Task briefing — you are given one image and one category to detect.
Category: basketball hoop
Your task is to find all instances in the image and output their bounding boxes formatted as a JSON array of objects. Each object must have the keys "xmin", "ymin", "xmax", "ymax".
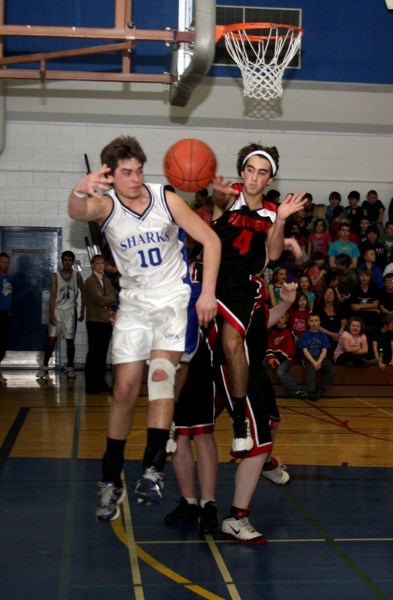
[{"xmin": 216, "ymin": 22, "xmax": 304, "ymax": 101}]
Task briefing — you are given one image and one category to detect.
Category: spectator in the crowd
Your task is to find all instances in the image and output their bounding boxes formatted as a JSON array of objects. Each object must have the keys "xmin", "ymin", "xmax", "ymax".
[
  {"xmin": 84, "ymin": 254, "xmax": 117, "ymax": 395},
  {"xmin": 326, "ymin": 191, "xmax": 342, "ymax": 224},
  {"xmin": 307, "ymin": 218, "xmax": 331, "ymax": 257},
  {"xmin": 334, "ymin": 253, "xmax": 357, "ymax": 301},
  {"xmin": 388, "ymin": 198, "xmax": 393, "ymax": 223},
  {"xmin": 379, "ymin": 272, "xmax": 393, "ymax": 315},
  {"xmin": 298, "ymin": 273, "xmax": 316, "ymax": 311},
  {"xmin": 306, "ymin": 251, "xmax": 327, "ymax": 302},
  {"xmin": 369, "ymin": 314, "xmax": 393, "ymax": 368},
  {"xmin": 0, "ymin": 252, "xmax": 12, "ymax": 384},
  {"xmin": 266, "ymin": 188, "xmax": 281, "ymax": 205},
  {"xmin": 311, "ymin": 204, "xmax": 328, "ymax": 229},
  {"xmin": 356, "ymin": 248, "xmax": 384, "ymax": 289},
  {"xmin": 333, "ymin": 316, "xmax": 369, "ymax": 366},
  {"xmin": 288, "ymin": 292, "xmax": 310, "ymax": 341},
  {"xmin": 302, "ymin": 193, "xmax": 315, "ymax": 230},
  {"xmin": 265, "ymin": 312, "xmax": 306, "ymax": 398},
  {"xmin": 359, "ymin": 224, "xmax": 388, "ymax": 270},
  {"xmin": 298, "ymin": 313, "xmax": 335, "ymax": 401},
  {"xmin": 344, "ymin": 190, "xmax": 364, "ymax": 235},
  {"xmin": 328, "ymin": 222, "xmax": 360, "ymax": 271},
  {"xmin": 349, "ymin": 266, "xmax": 380, "ymax": 329},
  {"xmin": 358, "ymin": 216, "xmax": 371, "ymax": 245},
  {"xmin": 267, "ymin": 266, "xmax": 288, "ymax": 307},
  {"xmin": 329, "ymin": 206, "xmax": 346, "ymax": 241},
  {"xmin": 361, "ymin": 189, "xmax": 385, "ymax": 234},
  {"xmin": 314, "ymin": 286, "xmax": 347, "ymax": 358},
  {"xmin": 190, "ymin": 187, "xmax": 209, "ymax": 211},
  {"xmin": 380, "ymin": 220, "xmax": 393, "ymax": 265}
]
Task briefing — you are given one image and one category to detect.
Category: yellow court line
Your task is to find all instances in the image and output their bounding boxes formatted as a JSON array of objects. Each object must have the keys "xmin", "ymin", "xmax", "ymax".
[
  {"xmin": 205, "ymin": 535, "xmax": 242, "ymax": 600},
  {"xmin": 116, "ymin": 475, "xmax": 144, "ymax": 600},
  {"xmin": 111, "ymin": 480, "xmax": 227, "ymax": 600}
]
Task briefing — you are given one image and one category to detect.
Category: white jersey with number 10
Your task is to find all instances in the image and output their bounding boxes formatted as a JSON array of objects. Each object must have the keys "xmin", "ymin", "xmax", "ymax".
[{"xmin": 101, "ymin": 184, "xmax": 190, "ymax": 291}]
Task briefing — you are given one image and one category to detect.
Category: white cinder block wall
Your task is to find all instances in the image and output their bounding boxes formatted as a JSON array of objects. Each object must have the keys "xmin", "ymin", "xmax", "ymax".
[{"xmin": 1, "ymin": 79, "xmax": 393, "ymax": 364}]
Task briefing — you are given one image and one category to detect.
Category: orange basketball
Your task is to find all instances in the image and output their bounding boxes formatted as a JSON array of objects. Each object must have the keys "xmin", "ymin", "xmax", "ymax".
[{"xmin": 163, "ymin": 138, "xmax": 217, "ymax": 193}]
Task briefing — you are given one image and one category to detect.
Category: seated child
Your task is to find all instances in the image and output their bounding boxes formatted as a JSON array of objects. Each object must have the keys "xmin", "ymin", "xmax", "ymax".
[
  {"xmin": 333, "ymin": 316, "xmax": 369, "ymax": 366},
  {"xmin": 349, "ymin": 267, "xmax": 380, "ymax": 329},
  {"xmin": 266, "ymin": 313, "xmax": 306, "ymax": 399},
  {"xmin": 344, "ymin": 190, "xmax": 363, "ymax": 235},
  {"xmin": 334, "ymin": 253, "xmax": 357, "ymax": 301},
  {"xmin": 298, "ymin": 314, "xmax": 335, "ymax": 401},
  {"xmin": 369, "ymin": 314, "xmax": 393, "ymax": 369},
  {"xmin": 298, "ymin": 274, "xmax": 316, "ymax": 311},
  {"xmin": 356, "ymin": 247, "xmax": 384, "ymax": 289},
  {"xmin": 306, "ymin": 251, "xmax": 327, "ymax": 302},
  {"xmin": 359, "ymin": 225, "xmax": 388, "ymax": 269},
  {"xmin": 379, "ymin": 220, "xmax": 393, "ymax": 265},
  {"xmin": 380, "ymin": 272, "xmax": 393, "ymax": 315},
  {"xmin": 288, "ymin": 293, "xmax": 310, "ymax": 341}
]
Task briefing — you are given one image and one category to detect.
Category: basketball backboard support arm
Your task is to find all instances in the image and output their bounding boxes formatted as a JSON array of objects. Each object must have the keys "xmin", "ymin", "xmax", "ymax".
[
  {"xmin": 0, "ymin": 0, "xmax": 215, "ymax": 106},
  {"xmin": 169, "ymin": 0, "xmax": 216, "ymax": 107}
]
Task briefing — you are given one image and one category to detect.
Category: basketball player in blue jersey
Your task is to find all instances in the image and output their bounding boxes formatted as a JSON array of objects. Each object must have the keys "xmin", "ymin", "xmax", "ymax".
[{"xmin": 68, "ymin": 136, "xmax": 221, "ymax": 520}]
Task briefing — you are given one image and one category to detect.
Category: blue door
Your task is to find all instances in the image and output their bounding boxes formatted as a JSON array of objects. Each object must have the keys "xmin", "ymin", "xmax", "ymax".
[{"xmin": 0, "ymin": 226, "xmax": 61, "ymax": 367}]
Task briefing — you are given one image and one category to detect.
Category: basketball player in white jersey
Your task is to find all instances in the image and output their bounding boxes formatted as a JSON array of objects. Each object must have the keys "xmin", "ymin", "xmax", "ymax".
[
  {"xmin": 36, "ymin": 250, "xmax": 84, "ymax": 380},
  {"xmin": 68, "ymin": 136, "xmax": 221, "ymax": 521}
]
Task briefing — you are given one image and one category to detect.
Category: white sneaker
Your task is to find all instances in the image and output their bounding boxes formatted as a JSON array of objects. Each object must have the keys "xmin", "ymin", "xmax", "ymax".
[
  {"xmin": 66, "ymin": 367, "xmax": 76, "ymax": 379},
  {"xmin": 231, "ymin": 417, "xmax": 253, "ymax": 453},
  {"xmin": 222, "ymin": 516, "xmax": 267, "ymax": 544},
  {"xmin": 262, "ymin": 458, "xmax": 290, "ymax": 485},
  {"xmin": 135, "ymin": 467, "xmax": 164, "ymax": 505},
  {"xmin": 36, "ymin": 366, "xmax": 49, "ymax": 380},
  {"xmin": 0, "ymin": 371, "xmax": 7, "ymax": 383}
]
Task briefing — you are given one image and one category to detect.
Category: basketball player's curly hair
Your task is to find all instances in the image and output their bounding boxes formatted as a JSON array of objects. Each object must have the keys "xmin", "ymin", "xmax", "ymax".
[
  {"xmin": 100, "ymin": 136, "xmax": 147, "ymax": 175},
  {"xmin": 236, "ymin": 143, "xmax": 280, "ymax": 177}
]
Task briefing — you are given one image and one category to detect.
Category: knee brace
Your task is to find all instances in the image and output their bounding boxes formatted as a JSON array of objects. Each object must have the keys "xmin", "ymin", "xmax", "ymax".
[{"xmin": 147, "ymin": 358, "xmax": 176, "ymax": 401}]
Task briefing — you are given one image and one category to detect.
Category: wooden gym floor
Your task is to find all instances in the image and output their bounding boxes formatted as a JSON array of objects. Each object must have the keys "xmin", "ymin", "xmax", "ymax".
[{"xmin": 1, "ymin": 368, "xmax": 393, "ymax": 600}]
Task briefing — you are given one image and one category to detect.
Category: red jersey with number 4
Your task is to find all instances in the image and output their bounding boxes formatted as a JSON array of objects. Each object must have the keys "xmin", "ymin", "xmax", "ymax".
[{"xmin": 213, "ymin": 184, "xmax": 278, "ymax": 282}]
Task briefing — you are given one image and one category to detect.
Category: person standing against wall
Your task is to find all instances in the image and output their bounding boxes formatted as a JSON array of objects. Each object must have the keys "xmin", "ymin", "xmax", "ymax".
[
  {"xmin": 84, "ymin": 254, "xmax": 117, "ymax": 395},
  {"xmin": 0, "ymin": 252, "xmax": 12, "ymax": 384}
]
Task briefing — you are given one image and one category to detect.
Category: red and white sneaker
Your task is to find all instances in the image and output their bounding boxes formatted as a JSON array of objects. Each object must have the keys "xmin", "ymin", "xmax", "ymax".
[
  {"xmin": 222, "ymin": 515, "xmax": 267, "ymax": 545},
  {"xmin": 262, "ymin": 457, "xmax": 290, "ymax": 485}
]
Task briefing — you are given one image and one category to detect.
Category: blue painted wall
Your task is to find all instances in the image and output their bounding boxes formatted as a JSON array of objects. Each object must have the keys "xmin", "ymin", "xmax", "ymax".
[{"xmin": 4, "ymin": 0, "xmax": 393, "ymax": 84}]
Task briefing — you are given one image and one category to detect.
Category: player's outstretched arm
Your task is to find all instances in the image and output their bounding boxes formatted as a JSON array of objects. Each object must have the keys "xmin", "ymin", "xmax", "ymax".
[
  {"xmin": 68, "ymin": 164, "xmax": 114, "ymax": 223},
  {"xmin": 267, "ymin": 282, "xmax": 298, "ymax": 328},
  {"xmin": 168, "ymin": 192, "xmax": 221, "ymax": 328},
  {"xmin": 266, "ymin": 191, "xmax": 307, "ymax": 261}
]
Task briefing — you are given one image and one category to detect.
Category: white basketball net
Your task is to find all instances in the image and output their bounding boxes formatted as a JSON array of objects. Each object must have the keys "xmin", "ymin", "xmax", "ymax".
[{"xmin": 223, "ymin": 24, "xmax": 304, "ymax": 101}]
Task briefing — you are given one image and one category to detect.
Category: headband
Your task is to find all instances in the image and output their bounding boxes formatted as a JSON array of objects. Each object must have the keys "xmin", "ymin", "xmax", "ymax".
[{"xmin": 242, "ymin": 150, "xmax": 277, "ymax": 176}]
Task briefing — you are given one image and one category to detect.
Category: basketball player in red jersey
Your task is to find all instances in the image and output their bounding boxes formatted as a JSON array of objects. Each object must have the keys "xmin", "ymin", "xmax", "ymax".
[
  {"xmin": 212, "ymin": 144, "xmax": 305, "ymax": 449},
  {"xmin": 166, "ymin": 143, "xmax": 306, "ymax": 543}
]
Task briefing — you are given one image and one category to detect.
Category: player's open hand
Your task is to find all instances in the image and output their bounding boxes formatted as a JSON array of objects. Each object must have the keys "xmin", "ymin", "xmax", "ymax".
[
  {"xmin": 277, "ymin": 190, "xmax": 307, "ymax": 220},
  {"xmin": 73, "ymin": 164, "xmax": 114, "ymax": 199}
]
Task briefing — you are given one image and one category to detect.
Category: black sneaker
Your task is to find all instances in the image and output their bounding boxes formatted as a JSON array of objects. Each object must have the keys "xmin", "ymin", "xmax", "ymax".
[
  {"xmin": 164, "ymin": 497, "xmax": 200, "ymax": 525},
  {"xmin": 199, "ymin": 501, "xmax": 220, "ymax": 534}
]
